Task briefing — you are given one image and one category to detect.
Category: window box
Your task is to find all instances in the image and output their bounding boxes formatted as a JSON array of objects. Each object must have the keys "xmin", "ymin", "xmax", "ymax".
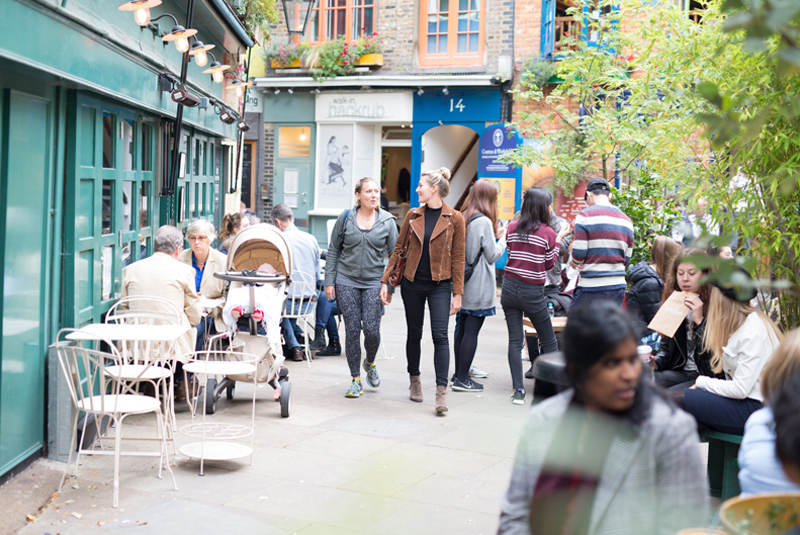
[
  {"xmin": 271, "ymin": 58, "xmax": 303, "ymax": 69},
  {"xmin": 356, "ymin": 53, "xmax": 383, "ymax": 67}
]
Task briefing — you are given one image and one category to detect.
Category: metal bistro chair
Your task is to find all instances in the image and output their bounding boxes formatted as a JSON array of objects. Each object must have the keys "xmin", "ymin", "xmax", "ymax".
[
  {"xmin": 56, "ymin": 329, "xmax": 177, "ymax": 508},
  {"xmin": 283, "ymin": 270, "xmax": 318, "ymax": 366}
]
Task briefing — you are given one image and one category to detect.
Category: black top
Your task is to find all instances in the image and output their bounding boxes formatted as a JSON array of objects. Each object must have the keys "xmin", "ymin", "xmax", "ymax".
[
  {"xmin": 416, "ymin": 206, "xmax": 442, "ymax": 281},
  {"xmin": 626, "ymin": 261, "xmax": 664, "ymax": 338}
]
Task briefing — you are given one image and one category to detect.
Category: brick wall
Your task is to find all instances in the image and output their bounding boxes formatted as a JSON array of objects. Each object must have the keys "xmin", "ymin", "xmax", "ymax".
[{"xmin": 262, "ymin": 123, "xmax": 275, "ymax": 220}]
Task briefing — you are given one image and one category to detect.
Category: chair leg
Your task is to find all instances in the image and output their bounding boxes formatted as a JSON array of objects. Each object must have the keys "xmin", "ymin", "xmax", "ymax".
[
  {"xmin": 155, "ymin": 409, "xmax": 178, "ymax": 491},
  {"xmin": 304, "ymin": 319, "xmax": 312, "ymax": 367},
  {"xmin": 59, "ymin": 410, "xmax": 82, "ymax": 492},
  {"xmin": 112, "ymin": 415, "xmax": 122, "ymax": 508}
]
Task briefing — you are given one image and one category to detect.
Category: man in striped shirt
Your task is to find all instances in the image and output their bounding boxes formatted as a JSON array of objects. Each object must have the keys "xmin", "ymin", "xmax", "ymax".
[{"xmin": 568, "ymin": 177, "xmax": 634, "ymax": 309}]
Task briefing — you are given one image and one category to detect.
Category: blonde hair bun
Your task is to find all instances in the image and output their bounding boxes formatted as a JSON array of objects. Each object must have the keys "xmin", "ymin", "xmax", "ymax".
[{"xmin": 438, "ymin": 167, "xmax": 451, "ymax": 180}]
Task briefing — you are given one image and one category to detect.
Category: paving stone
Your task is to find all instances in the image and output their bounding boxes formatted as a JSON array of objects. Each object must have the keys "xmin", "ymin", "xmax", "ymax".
[{"xmin": 362, "ymin": 501, "xmax": 499, "ymax": 535}]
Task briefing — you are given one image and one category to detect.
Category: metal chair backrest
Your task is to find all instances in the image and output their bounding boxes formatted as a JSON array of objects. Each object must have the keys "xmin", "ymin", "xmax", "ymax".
[
  {"xmin": 284, "ymin": 270, "xmax": 317, "ymax": 318},
  {"xmin": 56, "ymin": 329, "xmax": 122, "ymax": 414},
  {"xmin": 105, "ymin": 296, "xmax": 182, "ymax": 365}
]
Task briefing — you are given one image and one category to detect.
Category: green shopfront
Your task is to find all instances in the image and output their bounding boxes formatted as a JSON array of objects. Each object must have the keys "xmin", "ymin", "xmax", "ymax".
[{"xmin": 0, "ymin": 0, "xmax": 250, "ymax": 478}]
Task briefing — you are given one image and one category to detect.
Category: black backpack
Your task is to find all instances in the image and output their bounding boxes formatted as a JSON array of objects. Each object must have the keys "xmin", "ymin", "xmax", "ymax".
[{"xmin": 463, "ymin": 213, "xmax": 485, "ymax": 283}]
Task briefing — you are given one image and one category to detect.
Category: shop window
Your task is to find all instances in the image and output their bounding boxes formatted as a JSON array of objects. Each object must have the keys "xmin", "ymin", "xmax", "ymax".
[
  {"xmin": 102, "ymin": 113, "xmax": 115, "ymax": 168},
  {"xmin": 122, "ymin": 119, "xmax": 134, "ymax": 171},
  {"xmin": 194, "ymin": 139, "xmax": 201, "ymax": 175},
  {"xmin": 141, "ymin": 123, "xmax": 152, "ymax": 172},
  {"xmin": 102, "ymin": 180, "xmax": 113, "ymax": 235},
  {"xmin": 81, "ymin": 106, "xmax": 96, "ymax": 167},
  {"xmin": 122, "ymin": 180, "xmax": 134, "ymax": 232},
  {"xmin": 301, "ymin": 0, "xmax": 374, "ymax": 43},
  {"xmin": 140, "ymin": 182, "xmax": 150, "ymax": 227},
  {"xmin": 278, "ymin": 126, "xmax": 311, "ymax": 158},
  {"xmin": 419, "ymin": 0, "xmax": 484, "ymax": 67}
]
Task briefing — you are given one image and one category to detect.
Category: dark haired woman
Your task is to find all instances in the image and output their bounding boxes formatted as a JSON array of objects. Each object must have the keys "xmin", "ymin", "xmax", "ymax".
[
  {"xmin": 218, "ymin": 212, "xmax": 249, "ymax": 254},
  {"xmin": 501, "ymin": 187, "xmax": 569, "ymax": 405},
  {"xmin": 498, "ymin": 300, "xmax": 709, "ymax": 535},
  {"xmin": 452, "ymin": 180, "xmax": 507, "ymax": 392}
]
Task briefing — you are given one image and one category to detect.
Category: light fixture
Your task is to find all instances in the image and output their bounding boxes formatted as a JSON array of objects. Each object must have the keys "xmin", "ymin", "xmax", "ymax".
[
  {"xmin": 202, "ymin": 53, "xmax": 230, "ymax": 83},
  {"xmin": 313, "ymin": 88, "xmax": 321, "ymax": 94},
  {"xmin": 238, "ymin": 120, "xmax": 250, "ymax": 132},
  {"xmin": 171, "ymin": 88, "xmax": 200, "ymax": 107},
  {"xmin": 226, "ymin": 78, "xmax": 246, "ymax": 98},
  {"xmin": 442, "ymin": 87, "xmax": 449, "ymax": 95},
  {"xmin": 118, "ymin": 0, "xmax": 162, "ymax": 27},
  {"xmin": 219, "ymin": 110, "xmax": 236, "ymax": 124},
  {"xmin": 417, "ymin": 87, "xmax": 424, "ymax": 96},
  {"xmin": 287, "ymin": 88, "xmax": 294, "ymax": 94},
  {"xmin": 189, "ymin": 40, "xmax": 214, "ymax": 67},
  {"xmin": 281, "ymin": 0, "xmax": 316, "ymax": 35},
  {"xmin": 152, "ymin": 13, "xmax": 198, "ymax": 53},
  {"xmin": 274, "ymin": 88, "xmax": 281, "ymax": 94}
]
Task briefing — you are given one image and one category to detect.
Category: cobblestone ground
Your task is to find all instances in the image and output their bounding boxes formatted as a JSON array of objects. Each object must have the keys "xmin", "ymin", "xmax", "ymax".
[{"xmin": 19, "ymin": 301, "xmax": 535, "ymax": 535}]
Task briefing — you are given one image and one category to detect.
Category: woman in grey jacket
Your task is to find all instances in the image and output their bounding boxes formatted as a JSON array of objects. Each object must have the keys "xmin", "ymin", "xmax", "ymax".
[
  {"xmin": 499, "ymin": 301, "xmax": 709, "ymax": 535},
  {"xmin": 325, "ymin": 177, "xmax": 398, "ymax": 398},
  {"xmin": 452, "ymin": 181, "xmax": 507, "ymax": 392}
]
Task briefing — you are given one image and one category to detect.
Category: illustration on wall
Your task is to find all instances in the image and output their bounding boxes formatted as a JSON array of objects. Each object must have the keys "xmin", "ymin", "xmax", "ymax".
[{"xmin": 317, "ymin": 124, "xmax": 354, "ymax": 210}]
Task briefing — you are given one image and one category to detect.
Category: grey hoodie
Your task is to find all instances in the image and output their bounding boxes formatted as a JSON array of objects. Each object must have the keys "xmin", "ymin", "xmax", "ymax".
[{"xmin": 325, "ymin": 207, "xmax": 398, "ymax": 287}]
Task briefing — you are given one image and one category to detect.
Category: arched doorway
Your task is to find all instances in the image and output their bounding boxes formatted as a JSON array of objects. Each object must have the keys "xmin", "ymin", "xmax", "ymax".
[{"xmin": 419, "ymin": 124, "xmax": 480, "ymax": 208}]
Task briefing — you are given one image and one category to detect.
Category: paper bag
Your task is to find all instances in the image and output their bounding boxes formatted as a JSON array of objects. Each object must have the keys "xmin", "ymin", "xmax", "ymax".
[{"xmin": 647, "ymin": 291, "xmax": 691, "ymax": 338}]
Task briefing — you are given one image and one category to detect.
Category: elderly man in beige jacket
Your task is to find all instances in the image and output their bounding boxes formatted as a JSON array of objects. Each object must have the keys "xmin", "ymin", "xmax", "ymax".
[{"xmin": 121, "ymin": 225, "xmax": 202, "ymax": 371}]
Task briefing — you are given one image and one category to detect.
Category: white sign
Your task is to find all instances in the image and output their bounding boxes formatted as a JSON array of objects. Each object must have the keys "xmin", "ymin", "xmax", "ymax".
[
  {"xmin": 316, "ymin": 124, "xmax": 354, "ymax": 210},
  {"xmin": 245, "ymin": 91, "xmax": 261, "ymax": 114},
  {"xmin": 315, "ymin": 92, "xmax": 413, "ymax": 123},
  {"xmin": 283, "ymin": 168, "xmax": 299, "ymax": 194},
  {"xmin": 284, "ymin": 194, "xmax": 298, "ymax": 208}
]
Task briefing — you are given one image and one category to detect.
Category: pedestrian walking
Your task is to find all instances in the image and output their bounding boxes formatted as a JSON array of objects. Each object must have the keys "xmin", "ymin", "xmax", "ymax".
[
  {"xmin": 501, "ymin": 187, "xmax": 570, "ymax": 405},
  {"xmin": 326, "ymin": 177, "xmax": 398, "ymax": 398},
  {"xmin": 675, "ymin": 266, "xmax": 782, "ymax": 435},
  {"xmin": 626, "ymin": 235, "xmax": 681, "ymax": 350},
  {"xmin": 568, "ymin": 177, "xmax": 634, "ymax": 309},
  {"xmin": 652, "ymin": 248, "xmax": 715, "ymax": 389},
  {"xmin": 452, "ymin": 180, "xmax": 507, "ymax": 393},
  {"xmin": 380, "ymin": 167, "xmax": 466, "ymax": 415},
  {"xmin": 498, "ymin": 300, "xmax": 709, "ymax": 535}
]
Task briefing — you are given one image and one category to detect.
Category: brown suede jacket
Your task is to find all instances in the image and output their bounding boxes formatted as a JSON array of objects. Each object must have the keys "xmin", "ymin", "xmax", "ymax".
[{"xmin": 381, "ymin": 203, "xmax": 466, "ymax": 294}]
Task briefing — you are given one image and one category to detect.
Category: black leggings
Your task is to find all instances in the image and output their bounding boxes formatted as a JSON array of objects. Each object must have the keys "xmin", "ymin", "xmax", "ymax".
[
  {"xmin": 335, "ymin": 284, "xmax": 383, "ymax": 378},
  {"xmin": 453, "ymin": 313, "xmax": 486, "ymax": 383},
  {"xmin": 401, "ymin": 277, "xmax": 452, "ymax": 387}
]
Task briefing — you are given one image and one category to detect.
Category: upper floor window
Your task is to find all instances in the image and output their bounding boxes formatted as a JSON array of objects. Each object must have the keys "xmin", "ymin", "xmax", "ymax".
[
  {"xmin": 541, "ymin": 0, "xmax": 615, "ymax": 59},
  {"xmin": 419, "ymin": 0, "xmax": 484, "ymax": 67},
  {"xmin": 302, "ymin": 0, "xmax": 374, "ymax": 43}
]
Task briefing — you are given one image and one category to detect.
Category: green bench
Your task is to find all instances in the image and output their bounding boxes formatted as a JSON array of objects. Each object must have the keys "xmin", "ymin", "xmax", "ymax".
[{"xmin": 700, "ymin": 429, "xmax": 742, "ymax": 501}]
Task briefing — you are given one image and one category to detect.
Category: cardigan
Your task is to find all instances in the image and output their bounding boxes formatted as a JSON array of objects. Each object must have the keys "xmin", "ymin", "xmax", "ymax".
[{"xmin": 461, "ymin": 215, "xmax": 506, "ymax": 310}]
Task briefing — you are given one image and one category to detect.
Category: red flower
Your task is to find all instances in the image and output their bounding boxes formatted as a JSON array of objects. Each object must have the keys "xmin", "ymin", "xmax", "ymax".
[
  {"xmin": 373, "ymin": 32, "xmax": 378, "ymax": 36},
  {"xmin": 343, "ymin": 60, "xmax": 349, "ymax": 65},
  {"xmin": 361, "ymin": 26, "xmax": 366, "ymax": 30},
  {"xmin": 627, "ymin": 54, "xmax": 634, "ymax": 61},
  {"xmin": 341, "ymin": 52, "xmax": 346, "ymax": 56},
  {"xmin": 592, "ymin": 84, "xmax": 599, "ymax": 87}
]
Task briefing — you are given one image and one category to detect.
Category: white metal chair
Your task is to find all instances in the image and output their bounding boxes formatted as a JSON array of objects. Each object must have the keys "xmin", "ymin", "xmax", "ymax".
[
  {"xmin": 283, "ymin": 270, "xmax": 318, "ymax": 366},
  {"xmin": 56, "ymin": 329, "xmax": 177, "ymax": 508}
]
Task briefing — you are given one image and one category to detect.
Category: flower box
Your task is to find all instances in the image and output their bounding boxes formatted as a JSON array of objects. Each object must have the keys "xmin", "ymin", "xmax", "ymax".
[
  {"xmin": 271, "ymin": 59, "xmax": 302, "ymax": 69},
  {"xmin": 357, "ymin": 54, "xmax": 384, "ymax": 67}
]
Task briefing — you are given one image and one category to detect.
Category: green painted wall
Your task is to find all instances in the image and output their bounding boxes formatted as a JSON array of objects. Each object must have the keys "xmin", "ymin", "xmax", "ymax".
[{"xmin": 264, "ymin": 93, "xmax": 315, "ymax": 123}]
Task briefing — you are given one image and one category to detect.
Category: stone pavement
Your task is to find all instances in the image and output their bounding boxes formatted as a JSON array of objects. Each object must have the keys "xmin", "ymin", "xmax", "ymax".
[{"xmin": 19, "ymin": 301, "xmax": 533, "ymax": 535}]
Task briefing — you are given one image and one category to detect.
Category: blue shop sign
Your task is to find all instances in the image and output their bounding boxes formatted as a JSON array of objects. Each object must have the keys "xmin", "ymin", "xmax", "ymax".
[
  {"xmin": 478, "ymin": 126, "xmax": 521, "ymax": 177},
  {"xmin": 413, "ymin": 87, "xmax": 502, "ymax": 123}
]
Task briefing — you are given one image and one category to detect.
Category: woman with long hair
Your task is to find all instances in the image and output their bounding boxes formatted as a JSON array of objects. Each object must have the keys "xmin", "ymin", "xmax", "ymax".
[
  {"xmin": 499, "ymin": 300, "xmax": 709, "ymax": 535},
  {"xmin": 451, "ymin": 181, "xmax": 507, "ymax": 392},
  {"xmin": 652, "ymin": 248, "xmax": 716, "ymax": 389},
  {"xmin": 679, "ymin": 267, "xmax": 783, "ymax": 435},
  {"xmin": 501, "ymin": 187, "xmax": 569, "ymax": 405},
  {"xmin": 380, "ymin": 167, "xmax": 466, "ymax": 415},
  {"xmin": 218, "ymin": 212, "xmax": 249, "ymax": 254},
  {"xmin": 626, "ymin": 235, "xmax": 682, "ymax": 349},
  {"xmin": 326, "ymin": 177, "xmax": 398, "ymax": 398}
]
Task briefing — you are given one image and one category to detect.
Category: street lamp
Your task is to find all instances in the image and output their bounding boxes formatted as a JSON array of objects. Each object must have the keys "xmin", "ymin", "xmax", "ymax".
[
  {"xmin": 282, "ymin": 0, "xmax": 316, "ymax": 35},
  {"xmin": 202, "ymin": 53, "xmax": 230, "ymax": 83},
  {"xmin": 226, "ymin": 78, "xmax": 247, "ymax": 98},
  {"xmin": 189, "ymin": 40, "xmax": 215, "ymax": 67},
  {"xmin": 118, "ymin": 0, "xmax": 162, "ymax": 27}
]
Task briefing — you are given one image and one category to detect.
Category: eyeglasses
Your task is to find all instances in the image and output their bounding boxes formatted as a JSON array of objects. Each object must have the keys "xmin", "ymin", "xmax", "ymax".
[{"xmin": 187, "ymin": 236, "xmax": 208, "ymax": 242}]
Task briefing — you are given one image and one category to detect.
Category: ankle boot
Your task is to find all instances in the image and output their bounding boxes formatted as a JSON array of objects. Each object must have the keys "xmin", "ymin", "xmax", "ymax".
[
  {"xmin": 316, "ymin": 337, "xmax": 341, "ymax": 356},
  {"xmin": 435, "ymin": 385, "xmax": 448, "ymax": 415},
  {"xmin": 310, "ymin": 327, "xmax": 326, "ymax": 350},
  {"xmin": 409, "ymin": 375, "xmax": 423, "ymax": 403}
]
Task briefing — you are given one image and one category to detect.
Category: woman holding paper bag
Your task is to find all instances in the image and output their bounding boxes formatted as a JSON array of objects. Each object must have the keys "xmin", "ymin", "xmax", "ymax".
[{"xmin": 652, "ymin": 249, "xmax": 715, "ymax": 389}]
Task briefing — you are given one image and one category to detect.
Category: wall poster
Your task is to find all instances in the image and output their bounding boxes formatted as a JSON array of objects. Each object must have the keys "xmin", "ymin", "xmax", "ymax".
[{"xmin": 316, "ymin": 124, "xmax": 354, "ymax": 210}]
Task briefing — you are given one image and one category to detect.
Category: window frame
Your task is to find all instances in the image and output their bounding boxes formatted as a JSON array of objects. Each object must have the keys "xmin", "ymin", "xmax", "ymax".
[
  {"xmin": 418, "ymin": 0, "xmax": 486, "ymax": 68},
  {"xmin": 299, "ymin": 0, "xmax": 375, "ymax": 45}
]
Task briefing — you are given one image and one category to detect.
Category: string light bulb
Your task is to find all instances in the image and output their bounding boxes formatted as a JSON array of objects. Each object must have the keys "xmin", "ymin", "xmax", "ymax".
[{"xmin": 118, "ymin": 0, "xmax": 162, "ymax": 27}]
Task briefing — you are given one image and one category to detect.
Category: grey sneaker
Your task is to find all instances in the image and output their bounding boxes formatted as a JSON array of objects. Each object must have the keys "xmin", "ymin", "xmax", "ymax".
[
  {"xmin": 345, "ymin": 379, "xmax": 363, "ymax": 398},
  {"xmin": 363, "ymin": 360, "xmax": 380, "ymax": 388},
  {"xmin": 469, "ymin": 365, "xmax": 488, "ymax": 378},
  {"xmin": 452, "ymin": 378, "xmax": 484, "ymax": 392},
  {"xmin": 511, "ymin": 389, "xmax": 526, "ymax": 405}
]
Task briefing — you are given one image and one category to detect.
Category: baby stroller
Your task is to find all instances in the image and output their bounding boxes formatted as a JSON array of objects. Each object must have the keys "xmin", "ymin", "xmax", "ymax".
[{"xmin": 205, "ymin": 224, "xmax": 293, "ymax": 417}]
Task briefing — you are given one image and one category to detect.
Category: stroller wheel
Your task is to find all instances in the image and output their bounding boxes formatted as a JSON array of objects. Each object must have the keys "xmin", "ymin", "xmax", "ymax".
[
  {"xmin": 226, "ymin": 382, "xmax": 235, "ymax": 400},
  {"xmin": 205, "ymin": 378, "xmax": 217, "ymax": 414},
  {"xmin": 279, "ymin": 367, "xmax": 289, "ymax": 381},
  {"xmin": 280, "ymin": 381, "xmax": 291, "ymax": 418}
]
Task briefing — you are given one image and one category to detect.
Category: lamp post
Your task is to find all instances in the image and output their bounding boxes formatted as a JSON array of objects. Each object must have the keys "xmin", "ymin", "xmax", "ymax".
[{"xmin": 281, "ymin": 0, "xmax": 316, "ymax": 35}]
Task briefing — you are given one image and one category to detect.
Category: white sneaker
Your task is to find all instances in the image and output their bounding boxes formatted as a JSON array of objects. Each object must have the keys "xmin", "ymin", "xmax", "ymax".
[
  {"xmin": 469, "ymin": 365, "xmax": 488, "ymax": 378},
  {"xmin": 522, "ymin": 348, "xmax": 530, "ymax": 361}
]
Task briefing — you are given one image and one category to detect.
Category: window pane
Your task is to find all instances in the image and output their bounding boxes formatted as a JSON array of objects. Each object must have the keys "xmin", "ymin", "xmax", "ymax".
[
  {"xmin": 122, "ymin": 119, "xmax": 134, "ymax": 171},
  {"xmin": 459, "ymin": 0, "xmax": 467, "ymax": 10},
  {"xmin": 102, "ymin": 113, "xmax": 115, "ymax": 169},
  {"xmin": 81, "ymin": 106, "xmax": 95, "ymax": 167},
  {"xmin": 428, "ymin": 0, "xmax": 436, "ymax": 12},
  {"xmin": 140, "ymin": 182, "xmax": 150, "ymax": 228},
  {"xmin": 470, "ymin": 0, "xmax": 479, "ymax": 10},
  {"xmin": 363, "ymin": 7, "xmax": 373, "ymax": 35},
  {"xmin": 102, "ymin": 180, "xmax": 113, "ymax": 234},
  {"xmin": 195, "ymin": 183, "xmax": 200, "ymax": 217},
  {"xmin": 428, "ymin": 35, "xmax": 437, "ymax": 53},
  {"xmin": 438, "ymin": 33, "xmax": 447, "ymax": 53},
  {"xmin": 440, "ymin": 14, "xmax": 448, "ymax": 32},
  {"xmin": 122, "ymin": 180, "xmax": 134, "ymax": 232},
  {"xmin": 278, "ymin": 126, "xmax": 311, "ymax": 158},
  {"xmin": 439, "ymin": 0, "xmax": 448, "ymax": 11},
  {"xmin": 469, "ymin": 32, "xmax": 479, "ymax": 51},
  {"xmin": 428, "ymin": 14, "xmax": 437, "ymax": 33},
  {"xmin": 457, "ymin": 33, "xmax": 467, "ymax": 52},
  {"xmin": 142, "ymin": 123, "xmax": 152, "ymax": 171},
  {"xmin": 194, "ymin": 139, "xmax": 200, "ymax": 175},
  {"xmin": 470, "ymin": 12, "xmax": 480, "ymax": 31},
  {"xmin": 458, "ymin": 13, "xmax": 467, "ymax": 31},
  {"xmin": 203, "ymin": 142, "xmax": 208, "ymax": 176}
]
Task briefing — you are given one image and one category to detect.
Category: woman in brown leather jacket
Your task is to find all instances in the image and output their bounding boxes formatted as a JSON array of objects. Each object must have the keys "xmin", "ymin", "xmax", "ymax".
[{"xmin": 381, "ymin": 167, "xmax": 466, "ymax": 415}]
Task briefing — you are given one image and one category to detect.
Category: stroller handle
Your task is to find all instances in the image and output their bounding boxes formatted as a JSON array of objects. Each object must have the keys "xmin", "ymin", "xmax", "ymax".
[{"xmin": 214, "ymin": 272, "xmax": 288, "ymax": 284}]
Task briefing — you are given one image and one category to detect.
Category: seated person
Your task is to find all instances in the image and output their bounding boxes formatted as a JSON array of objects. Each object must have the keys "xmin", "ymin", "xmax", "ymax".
[
  {"xmin": 178, "ymin": 219, "xmax": 227, "ymax": 351},
  {"xmin": 498, "ymin": 300, "xmax": 709, "ymax": 535},
  {"xmin": 772, "ymin": 372, "xmax": 800, "ymax": 535},
  {"xmin": 311, "ymin": 286, "xmax": 341, "ymax": 356},
  {"xmin": 121, "ymin": 225, "xmax": 201, "ymax": 398},
  {"xmin": 738, "ymin": 328, "xmax": 800, "ymax": 496}
]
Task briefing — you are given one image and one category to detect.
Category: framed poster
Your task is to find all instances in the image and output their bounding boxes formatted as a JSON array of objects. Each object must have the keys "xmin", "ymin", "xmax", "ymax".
[{"xmin": 316, "ymin": 124, "xmax": 354, "ymax": 211}]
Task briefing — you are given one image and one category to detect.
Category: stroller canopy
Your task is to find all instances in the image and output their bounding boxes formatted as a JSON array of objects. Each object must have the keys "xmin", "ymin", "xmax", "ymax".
[{"xmin": 226, "ymin": 224, "xmax": 292, "ymax": 277}]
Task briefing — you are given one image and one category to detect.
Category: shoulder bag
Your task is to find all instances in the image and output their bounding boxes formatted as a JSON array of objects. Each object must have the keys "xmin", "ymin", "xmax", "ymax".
[
  {"xmin": 463, "ymin": 213, "xmax": 485, "ymax": 283},
  {"xmin": 387, "ymin": 210, "xmax": 413, "ymax": 287}
]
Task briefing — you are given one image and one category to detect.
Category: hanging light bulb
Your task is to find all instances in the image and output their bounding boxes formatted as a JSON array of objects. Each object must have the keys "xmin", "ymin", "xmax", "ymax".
[
  {"xmin": 175, "ymin": 36, "xmax": 190, "ymax": 53},
  {"xmin": 161, "ymin": 24, "xmax": 197, "ymax": 54},
  {"xmin": 118, "ymin": 0, "xmax": 162, "ymax": 27},
  {"xmin": 212, "ymin": 70, "xmax": 224, "ymax": 83},
  {"xmin": 202, "ymin": 55, "xmax": 230, "ymax": 84},
  {"xmin": 227, "ymin": 79, "xmax": 246, "ymax": 98},
  {"xmin": 189, "ymin": 41, "xmax": 214, "ymax": 67}
]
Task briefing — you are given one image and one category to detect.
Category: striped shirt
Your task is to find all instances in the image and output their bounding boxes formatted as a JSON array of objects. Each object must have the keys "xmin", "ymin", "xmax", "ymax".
[
  {"xmin": 505, "ymin": 221, "xmax": 560, "ymax": 285},
  {"xmin": 569, "ymin": 204, "xmax": 634, "ymax": 290}
]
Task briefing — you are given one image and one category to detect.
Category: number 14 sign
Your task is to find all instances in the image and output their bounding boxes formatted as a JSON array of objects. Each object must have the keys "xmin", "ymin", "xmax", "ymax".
[{"xmin": 449, "ymin": 98, "xmax": 465, "ymax": 112}]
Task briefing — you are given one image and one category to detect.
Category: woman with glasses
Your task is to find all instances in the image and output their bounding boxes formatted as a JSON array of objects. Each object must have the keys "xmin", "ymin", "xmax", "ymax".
[{"xmin": 179, "ymin": 219, "xmax": 227, "ymax": 351}]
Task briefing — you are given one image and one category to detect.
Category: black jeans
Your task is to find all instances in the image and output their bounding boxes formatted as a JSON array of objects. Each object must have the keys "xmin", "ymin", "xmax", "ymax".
[
  {"xmin": 401, "ymin": 277, "xmax": 452, "ymax": 387},
  {"xmin": 453, "ymin": 313, "xmax": 486, "ymax": 383},
  {"xmin": 569, "ymin": 286, "xmax": 626, "ymax": 311},
  {"xmin": 654, "ymin": 369, "xmax": 699, "ymax": 390},
  {"xmin": 684, "ymin": 389, "xmax": 762, "ymax": 435},
  {"xmin": 501, "ymin": 277, "xmax": 558, "ymax": 391}
]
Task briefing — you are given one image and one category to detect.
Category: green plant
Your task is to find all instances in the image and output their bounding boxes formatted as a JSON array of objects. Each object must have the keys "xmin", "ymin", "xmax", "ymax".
[
  {"xmin": 230, "ymin": 0, "xmax": 279, "ymax": 41},
  {"xmin": 307, "ymin": 37, "xmax": 360, "ymax": 81},
  {"xmin": 356, "ymin": 32, "xmax": 381, "ymax": 56},
  {"xmin": 520, "ymin": 56, "xmax": 556, "ymax": 89},
  {"xmin": 263, "ymin": 41, "xmax": 308, "ymax": 67}
]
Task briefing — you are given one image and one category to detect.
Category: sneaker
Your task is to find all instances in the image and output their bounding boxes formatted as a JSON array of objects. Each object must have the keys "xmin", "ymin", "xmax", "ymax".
[
  {"xmin": 362, "ymin": 360, "xmax": 380, "ymax": 388},
  {"xmin": 231, "ymin": 305, "xmax": 244, "ymax": 319},
  {"xmin": 469, "ymin": 365, "xmax": 488, "ymax": 378},
  {"xmin": 345, "ymin": 379, "xmax": 363, "ymax": 398},
  {"xmin": 452, "ymin": 378, "xmax": 484, "ymax": 392},
  {"xmin": 511, "ymin": 389, "xmax": 526, "ymax": 405}
]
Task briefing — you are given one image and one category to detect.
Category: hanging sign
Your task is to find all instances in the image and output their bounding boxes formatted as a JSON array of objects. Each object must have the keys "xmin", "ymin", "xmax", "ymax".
[{"xmin": 478, "ymin": 125, "xmax": 521, "ymax": 177}]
